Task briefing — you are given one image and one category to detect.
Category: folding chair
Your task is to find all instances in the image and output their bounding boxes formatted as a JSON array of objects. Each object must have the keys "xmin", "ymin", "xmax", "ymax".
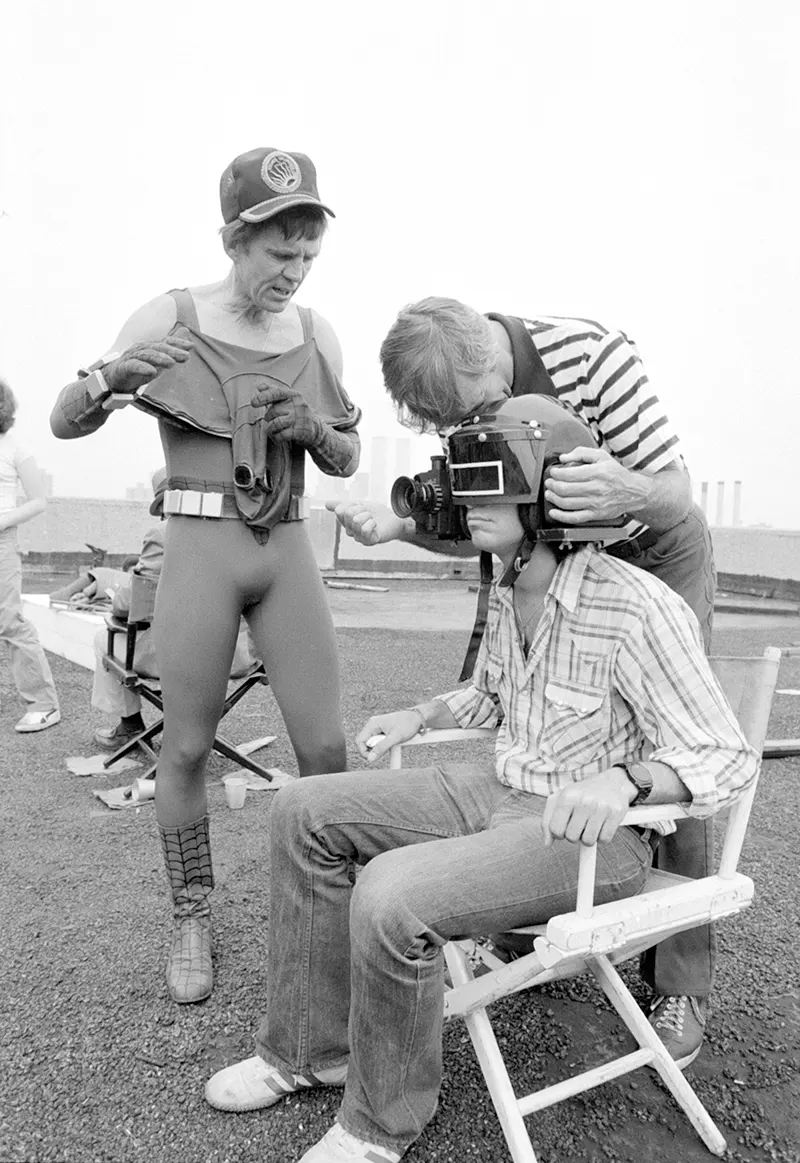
[
  {"xmin": 100, "ymin": 573, "xmax": 276, "ymax": 783},
  {"xmin": 387, "ymin": 648, "xmax": 781, "ymax": 1162}
]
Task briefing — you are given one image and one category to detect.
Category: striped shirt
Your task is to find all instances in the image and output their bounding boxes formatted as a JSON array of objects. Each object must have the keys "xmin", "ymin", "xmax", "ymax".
[
  {"xmin": 437, "ymin": 546, "xmax": 758, "ymax": 831},
  {"xmin": 522, "ymin": 315, "xmax": 683, "ymax": 544}
]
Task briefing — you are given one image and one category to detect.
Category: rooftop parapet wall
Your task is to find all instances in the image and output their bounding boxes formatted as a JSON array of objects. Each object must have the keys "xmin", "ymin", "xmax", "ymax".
[{"xmin": 15, "ymin": 498, "xmax": 800, "ymax": 589}]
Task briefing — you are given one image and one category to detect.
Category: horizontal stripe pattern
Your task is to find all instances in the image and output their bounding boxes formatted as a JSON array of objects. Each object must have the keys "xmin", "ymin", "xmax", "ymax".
[
  {"xmin": 520, "ymin": 315, "xmax": 684, "ymax": 543},
  {"xmin": 437, "ymin": 547, "xmax": 758, "ymax": 831}
]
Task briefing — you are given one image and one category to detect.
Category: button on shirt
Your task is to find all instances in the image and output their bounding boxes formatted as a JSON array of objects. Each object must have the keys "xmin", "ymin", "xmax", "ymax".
[{"xmin": 437, "ymin": 546, "xmax": 758, "ymax": 832}]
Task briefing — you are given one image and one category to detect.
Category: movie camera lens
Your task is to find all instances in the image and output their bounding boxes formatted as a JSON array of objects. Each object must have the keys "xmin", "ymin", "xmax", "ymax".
[{"xmin": 390, "ymin": 475, "xmax": 444, "ymax": 519}]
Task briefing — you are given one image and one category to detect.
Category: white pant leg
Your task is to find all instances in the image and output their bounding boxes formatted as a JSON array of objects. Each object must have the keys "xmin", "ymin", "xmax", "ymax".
[{"xmin": 91, "ymin": 628, "xmax": 141, "ymax": 717}]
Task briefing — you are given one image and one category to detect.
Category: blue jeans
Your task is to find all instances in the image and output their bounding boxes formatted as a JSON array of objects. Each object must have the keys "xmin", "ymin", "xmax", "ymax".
[{"xmin": 254, "ymin": 764, "xmax": 652, "ymax": 1154}]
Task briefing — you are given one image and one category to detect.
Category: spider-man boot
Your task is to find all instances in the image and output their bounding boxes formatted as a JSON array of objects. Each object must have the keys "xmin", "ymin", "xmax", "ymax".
[{"xmin": 158, "ymin": 816, "xmax": 214, "ymax": 1003}]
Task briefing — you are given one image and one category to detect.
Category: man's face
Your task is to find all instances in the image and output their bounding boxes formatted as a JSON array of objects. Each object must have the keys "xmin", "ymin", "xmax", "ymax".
[
  {"xmin": 232, "ymin": 223, "xmax": 322, "ymax": 314},
  {"xmin": 462, "ymin": 501, "xmax": 524, "ymax": 560},
  {"xmin": 445, "ymin": 367, "xmax": 511, "ymax": 431}
]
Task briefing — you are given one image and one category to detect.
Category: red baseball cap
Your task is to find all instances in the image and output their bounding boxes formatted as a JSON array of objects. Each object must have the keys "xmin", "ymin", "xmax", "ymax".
[{"xmin": 220, "ymin": 147, "xmax": 335, "ymax": 225}]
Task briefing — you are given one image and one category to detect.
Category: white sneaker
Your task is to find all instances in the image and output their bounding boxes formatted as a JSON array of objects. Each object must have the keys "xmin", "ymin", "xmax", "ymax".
[
  {"xmin": 299, "ymin": 1121, "xmax": 403, "ymax": 1162},
  {"xmin": 15, "ymin": 708, "xmax": 61, "ymax": 733},
  {"xmin": 205, "ymin": 1055, "xmax": 347, "ymax": 1112}
]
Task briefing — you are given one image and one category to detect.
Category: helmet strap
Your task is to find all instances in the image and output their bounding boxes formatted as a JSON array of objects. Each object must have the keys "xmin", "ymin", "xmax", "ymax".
[{"xmin": 499, "ymin": 533, "xmax": 535, "ymax": 587}]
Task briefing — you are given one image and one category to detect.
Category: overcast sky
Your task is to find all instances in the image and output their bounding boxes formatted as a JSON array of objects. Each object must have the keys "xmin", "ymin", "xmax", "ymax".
[{"xmin": 1, "ymin": 0, "xmax": 798, "ymax": 528}]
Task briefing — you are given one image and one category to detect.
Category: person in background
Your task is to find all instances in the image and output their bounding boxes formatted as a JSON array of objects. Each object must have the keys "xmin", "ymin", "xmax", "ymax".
[
  {"xmin": 0, "ymin": 378, "xmax": 61, "ymax": 733},
  {"xmin": 90, "ymin": 469, "xmax": 167, "ymax": 750}
]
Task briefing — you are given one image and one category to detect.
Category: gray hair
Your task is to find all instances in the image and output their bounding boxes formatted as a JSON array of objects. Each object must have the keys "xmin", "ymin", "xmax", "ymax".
[
  {"xmin": 219, "ymin": 205, "xmax": 329, "ymax": 255},
  {"xmin": 379, "ymin": 297, "xmax": 497, "ymax": 432}
]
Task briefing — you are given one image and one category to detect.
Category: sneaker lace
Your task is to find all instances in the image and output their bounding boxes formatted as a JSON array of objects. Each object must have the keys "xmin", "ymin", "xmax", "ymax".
[{"xmin": 654, "ymin": 995, "xmax": 687, "ymax": 1035}]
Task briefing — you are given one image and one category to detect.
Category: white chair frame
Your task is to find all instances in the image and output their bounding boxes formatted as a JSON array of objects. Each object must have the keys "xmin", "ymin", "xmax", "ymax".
[{"xmin": 387, "ymin": 648, "xmax": 781, "ymax": 1162}]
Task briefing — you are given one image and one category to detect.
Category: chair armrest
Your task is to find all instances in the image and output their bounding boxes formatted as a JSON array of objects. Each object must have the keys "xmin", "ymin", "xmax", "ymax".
[
  {"xmin": 388, "ymin": 727, "xmax": 498, "ymax": 769},
  {"xmin": 393, "ymin": 727, "xmax": 498, "ymax": 748},
  {"xmin": 574, "ymin": 804, "xmax": 692, "ymax": 917}
]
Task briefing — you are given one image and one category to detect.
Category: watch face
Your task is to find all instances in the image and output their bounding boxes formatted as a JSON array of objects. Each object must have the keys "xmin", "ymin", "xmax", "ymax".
[{"xmin": 631, "ymin": 763, "xmax": 653, "ymax": 802}]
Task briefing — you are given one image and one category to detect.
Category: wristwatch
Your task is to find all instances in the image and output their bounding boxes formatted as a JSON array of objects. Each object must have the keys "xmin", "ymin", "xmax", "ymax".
[{"xmin": 618, "ymin": 761, "xmax": 653, "ymax": 806}]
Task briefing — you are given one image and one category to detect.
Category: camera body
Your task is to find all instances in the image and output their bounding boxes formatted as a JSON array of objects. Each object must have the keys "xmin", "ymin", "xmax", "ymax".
[{"xmin": 390, "ymin": 455, "xmax": 469, "ymax": 540}]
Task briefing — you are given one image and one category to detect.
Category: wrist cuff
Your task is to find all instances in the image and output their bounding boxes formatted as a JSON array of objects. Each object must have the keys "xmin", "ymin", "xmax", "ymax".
[{"xmin": 84, "ymin": 369, "xmax": 111, "ymax": 403}]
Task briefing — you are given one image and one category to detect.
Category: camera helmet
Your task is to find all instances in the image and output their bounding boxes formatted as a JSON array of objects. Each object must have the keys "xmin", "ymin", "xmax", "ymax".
[{"xmin": 446, "ymin": 394, "xmax": 624, "ymax": 545}]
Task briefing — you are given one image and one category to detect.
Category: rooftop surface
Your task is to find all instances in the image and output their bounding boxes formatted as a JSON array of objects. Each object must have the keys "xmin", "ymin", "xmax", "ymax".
[{"xmin": 2, "ymin": 580, "xmax": 799, "ymax": 1163}]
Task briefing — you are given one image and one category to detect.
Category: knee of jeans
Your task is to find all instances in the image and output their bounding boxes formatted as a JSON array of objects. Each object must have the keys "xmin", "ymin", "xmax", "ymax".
[
  {"xmin": 351, "ymin": 853, "xmax": 439, "ymax": 963},
  {"xmin": 270, "ymin": 781, "xmax": 316, "ymax": 834}
]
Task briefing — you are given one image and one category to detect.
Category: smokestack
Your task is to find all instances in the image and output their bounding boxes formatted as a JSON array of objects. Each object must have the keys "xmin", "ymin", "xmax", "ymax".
[
  {"xmin": 699, "ymin": 481, "xmax": 709, "ymax": 517},
  {"xmin": 715, "ymin": 481, "xmax": 725, "ymax": 527},
  {"xmin": 733, "ymin": 481, "xmax": 742, "ymax": 527}
]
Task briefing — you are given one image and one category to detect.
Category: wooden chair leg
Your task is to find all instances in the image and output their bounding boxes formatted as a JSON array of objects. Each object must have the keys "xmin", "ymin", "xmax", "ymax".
[
  {"xmin": 444, "ymin": 943, "xmax": 539, "ymax": 1163},
  {"xmin": 589, "ymin": 955, "xmax": 727, "ymax": 1157}
]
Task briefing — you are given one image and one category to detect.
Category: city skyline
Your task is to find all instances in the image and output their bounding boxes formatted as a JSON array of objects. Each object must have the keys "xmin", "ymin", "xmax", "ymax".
[{"xmin": 32, "ymin": 435, "xmax": 764, "ymax": 530}]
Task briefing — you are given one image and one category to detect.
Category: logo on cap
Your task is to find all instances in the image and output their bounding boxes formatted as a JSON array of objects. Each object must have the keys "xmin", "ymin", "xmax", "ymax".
[{"xmin": 261, "ymin": 151, "xmax": 302, "ymax": 194}]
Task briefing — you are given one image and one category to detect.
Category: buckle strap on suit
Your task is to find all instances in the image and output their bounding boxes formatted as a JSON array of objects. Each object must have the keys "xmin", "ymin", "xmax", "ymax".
[{"xmin": 163, "ymin": 488, "xmax": 309, "ymax": 521}]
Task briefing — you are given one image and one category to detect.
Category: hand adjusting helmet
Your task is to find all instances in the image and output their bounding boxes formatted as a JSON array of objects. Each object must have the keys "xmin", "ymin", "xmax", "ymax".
[{"xmin": 446, "ymin": 394, "xmax": 626, "ymax": 584}]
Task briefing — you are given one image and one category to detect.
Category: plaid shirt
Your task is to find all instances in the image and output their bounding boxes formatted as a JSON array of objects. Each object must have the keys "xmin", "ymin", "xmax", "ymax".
[{"xmin": 438, "ymin": 547, "xmax": 758, "ymax": 830}]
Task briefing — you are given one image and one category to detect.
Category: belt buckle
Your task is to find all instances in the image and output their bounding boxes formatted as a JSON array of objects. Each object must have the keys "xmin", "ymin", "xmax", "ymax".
[
  {"xmin": 164, "ymin": 489, "xmax": 182, "ymax": 515},
  {"xmin": 200, "ymin": 493, "xmax": 223, "ymax": 518},
  {"xmin": 180, "ymin": 491, "xmax": 202, "ymax": 516}
]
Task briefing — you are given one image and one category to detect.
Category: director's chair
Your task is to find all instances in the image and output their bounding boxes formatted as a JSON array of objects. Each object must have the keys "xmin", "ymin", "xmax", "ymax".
[
  {"xmin": 388, "ymin": 648, "xmax": 781, "ymax": 1162},
  {"xmin": 100, "ymin": 573, "xmax": 276, "ymax": 783}
]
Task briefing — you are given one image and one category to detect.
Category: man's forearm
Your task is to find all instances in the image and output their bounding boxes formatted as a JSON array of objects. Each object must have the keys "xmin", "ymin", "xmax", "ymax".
[
  {"xmin": 618, "ymin": 760, "xmax": 691, "ymax": 805},
  {"xmin": 0, "ymin": 499, "xmax": 45, "ymax": 530},
  {"xmin": 50, "ymin": 379, "xmax": 113, "ymax": 440},
  {"xmin": 625, "ymin": 465, "xmax": 693, "ymax": 533},
  {"xmin": 410, "ymin": 698, "xmax": 461, "ymax": 731}
]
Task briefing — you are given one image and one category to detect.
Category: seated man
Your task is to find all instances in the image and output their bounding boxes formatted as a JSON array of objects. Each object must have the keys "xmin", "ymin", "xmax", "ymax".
[
  {"xmin": 91, "ymin": 540, "xmax": 165, "ymax": 748},
  {"xmin": 204, "ymin": 398, "xmax": 758, "ymax": 1163}
]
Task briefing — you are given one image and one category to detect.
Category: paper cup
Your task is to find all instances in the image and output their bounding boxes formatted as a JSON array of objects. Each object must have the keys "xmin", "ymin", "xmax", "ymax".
[
  {"xmin": 223, "ymin": 775, "xmax": 248, "ymax": 809},
  {"xmin": 130, "ymin": 777, "xmax": 156, "ymax": 803}
]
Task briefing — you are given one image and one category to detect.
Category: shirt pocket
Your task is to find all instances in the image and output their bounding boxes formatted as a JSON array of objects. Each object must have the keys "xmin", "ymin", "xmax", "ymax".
[{"xmin": 540, "ymin": 679, "xmax": 610, "ymax": 762}]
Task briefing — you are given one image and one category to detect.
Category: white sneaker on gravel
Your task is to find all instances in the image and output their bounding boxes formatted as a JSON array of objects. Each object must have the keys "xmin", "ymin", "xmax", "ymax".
[
  {"xmin": 15, "ymin": 708, "xmax": 61, "ymax": 733},
  {"xmin": 204, "ymin": 1055, "xmax": 347, "ymax": 1112},
  {"xmin": 299, "ymin": 1121, "xmax": 403, "ymax": 1162}
]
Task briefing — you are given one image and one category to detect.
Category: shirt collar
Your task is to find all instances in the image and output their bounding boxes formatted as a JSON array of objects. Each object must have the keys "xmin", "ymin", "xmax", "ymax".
[
  {"xmin": 494, "ymin": 544, "xmax": 596, "ymax": 615},
  {"xmin": 549, "ymin": 545, "xmax": 596, "ymax": 613}
]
